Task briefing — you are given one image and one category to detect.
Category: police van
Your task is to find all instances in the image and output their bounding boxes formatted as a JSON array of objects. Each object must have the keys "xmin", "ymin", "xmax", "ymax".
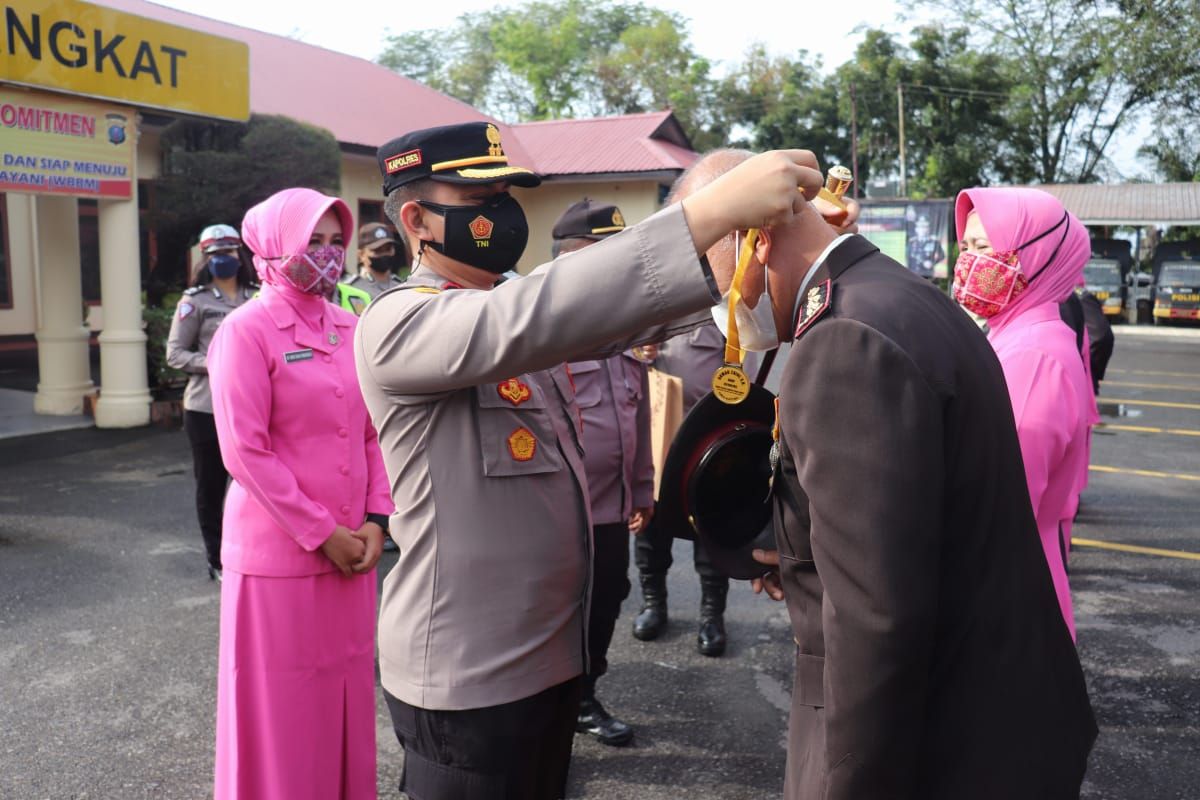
[
  {"xmin": 1085, "ymin": 239, "xmax": 1131, "ymax": 321},
  {"xmin": 1151, "ymin": 242, "xmax": 1200, "ymax": 325}
]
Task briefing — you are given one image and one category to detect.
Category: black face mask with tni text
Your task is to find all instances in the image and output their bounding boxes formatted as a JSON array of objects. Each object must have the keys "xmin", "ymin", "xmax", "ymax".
[{"xmin": 417, "ymin": 193, "xmax": 529, "ymax": 274}]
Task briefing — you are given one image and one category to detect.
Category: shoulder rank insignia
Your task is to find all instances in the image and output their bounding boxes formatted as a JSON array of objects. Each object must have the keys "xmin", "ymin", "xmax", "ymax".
[
  {"xmin": 183, "ymin": 286, "xmax": 202, "ymax": 296},
  {"xmin": 794, "ymin": 280, "xmax": 832, "ymax": 340},
  {"xmin": 498, "ymin": 378, "xmax": 532, "ymax": 406},
  {"xmin": 508, "ymin": 427, "xmax": 537, "ymax": 461}
]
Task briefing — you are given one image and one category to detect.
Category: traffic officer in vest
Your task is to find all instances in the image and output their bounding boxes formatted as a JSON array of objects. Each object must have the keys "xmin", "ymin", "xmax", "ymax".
[
  {"xmin": 345, "ymin": 222, "xmax": 407, "ymax": 299},
  {"xmin": 166, "ymin": 224, "xmax": 258, "ymax": 581},
  {"xmin": 553, "ymin": 198, "xmax": 654, "ymax": 747},
  {"xmin": 355, "ymin": 121, "xmax": 827, "ymax": 799},
  {"xmin": 330, "ymin": 274, "xmax": 373, "ymax": 315}
]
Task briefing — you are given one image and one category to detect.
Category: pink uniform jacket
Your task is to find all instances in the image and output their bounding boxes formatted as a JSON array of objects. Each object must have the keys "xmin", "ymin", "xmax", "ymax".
[
  {"xmin": 208, "ymin": 285, "xmax": 394, "ymax": 577},
  {"xmin": 989, "ymin": 302, "xmax": 1090, "ymax": 639},
  {"xmin": 957, "ymin": 187, "xmax": 1093, "ymax": 641}
]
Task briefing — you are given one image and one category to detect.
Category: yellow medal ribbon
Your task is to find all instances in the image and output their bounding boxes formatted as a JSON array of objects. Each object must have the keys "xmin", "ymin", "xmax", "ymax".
[{"xmin": 712, "ymin": 228, "xmax": 760, "ymax": 405}]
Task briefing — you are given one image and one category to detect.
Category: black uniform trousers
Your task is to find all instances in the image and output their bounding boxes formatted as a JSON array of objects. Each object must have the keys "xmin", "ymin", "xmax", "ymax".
[
  {"xmin": 184, "ymin": 410, "xmax": 229, "ymax": 571},
  {"xmin": 385, "ymin": 676, "xmax": 584, "ymax": 800},
  {"xmin": 587, "ymin": 522, "xmax": 632, "ymax": 689},
  {"xmin": 634, "ymin": 519, "xmax": 724, "ymax": 581}
]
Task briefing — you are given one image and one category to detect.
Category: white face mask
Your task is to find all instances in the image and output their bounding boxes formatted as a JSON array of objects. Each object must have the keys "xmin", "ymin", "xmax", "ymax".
[{"xmin": 711, "ymin": 231, "xmax": 780, "ymax": 352}]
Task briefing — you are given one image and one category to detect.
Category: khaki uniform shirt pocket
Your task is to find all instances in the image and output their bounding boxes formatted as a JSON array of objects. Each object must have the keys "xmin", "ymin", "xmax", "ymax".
[
  {"xmin": 619, "ymin": 353, "xmax": 645, "ymax": 401},
  {"xmin": 568, "ymin": 361, "xmax": 603, "ymax": 408},
  {"xmin": 477, "ymin": 379, "xmax": 564, "ymax": 477}
]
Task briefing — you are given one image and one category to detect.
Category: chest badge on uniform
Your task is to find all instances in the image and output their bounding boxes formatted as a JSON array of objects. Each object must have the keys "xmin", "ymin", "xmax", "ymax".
[
  {"xmin": 328, "ymin": 332, "xmax": 339, "ymax": 345},
  {"xmin": 508, "ymin": 427, "xmax": 537, "ymax": 462},
  {"xmin": 497, "ymin": 378, "xmax": 532, "ymax": 406},
  {"xmin": 794, "ymin": 279, "xmax": 832, "ymax": 340}
]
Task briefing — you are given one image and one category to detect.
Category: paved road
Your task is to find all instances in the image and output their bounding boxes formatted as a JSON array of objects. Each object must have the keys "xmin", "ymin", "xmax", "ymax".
[{"xmin": 0, "ymin": 326, "xmax": 1196, "ymax": 799}]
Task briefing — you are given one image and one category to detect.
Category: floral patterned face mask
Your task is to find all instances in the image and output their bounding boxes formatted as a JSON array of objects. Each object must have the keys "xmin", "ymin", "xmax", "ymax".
[
  {"xmin": 276, "ymin": 245, "xmax": 346, "ymax": 296},
  {"xmin": 952, "ymin": 211, "xmax": 1070, "ymax": 319},
  {"xmin": 952, "ymin": 249, "xmax": 1027, "ymax": 318}
]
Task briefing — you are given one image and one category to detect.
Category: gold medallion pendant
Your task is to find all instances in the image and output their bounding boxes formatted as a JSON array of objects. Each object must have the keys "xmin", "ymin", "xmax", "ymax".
[{"xmin": 712, "ymin": 365, "xmax": 751, "ymax": 405}]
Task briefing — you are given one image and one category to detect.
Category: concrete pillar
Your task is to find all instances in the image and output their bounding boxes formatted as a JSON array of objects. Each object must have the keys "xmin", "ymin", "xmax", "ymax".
[
  {"xmin": 33, "ymin": 194, "xmax": 94, "ymax": 415},
  {"xmin": 94, "ymin": 185, "xmax": 151, "ymax": 428}
]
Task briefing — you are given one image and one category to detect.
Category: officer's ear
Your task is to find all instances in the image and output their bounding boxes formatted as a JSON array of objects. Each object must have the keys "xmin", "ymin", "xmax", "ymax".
[
  {"xmin": 399, "ymin": 201, "xmax": 436, "ymax": 243},
  {"xmin": 754, "ymin": 227, "xmax": 774, "ymax": 266}
]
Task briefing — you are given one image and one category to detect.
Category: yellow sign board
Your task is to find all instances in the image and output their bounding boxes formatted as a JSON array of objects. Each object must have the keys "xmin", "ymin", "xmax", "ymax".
[
  {"xmin": 1, "ymin": 0, "xmax": 249, "ymax": 121},
  {"xmin": 0, "ymin": 86, "xmax": 135, "ymax": 198}
]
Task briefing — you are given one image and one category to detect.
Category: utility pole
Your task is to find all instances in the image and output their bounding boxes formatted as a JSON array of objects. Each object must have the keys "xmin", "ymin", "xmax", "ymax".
[
  {"xmin": 850, "ymin": 82, "xmax": 859, "ymax": 200},
  {"xmin": 897, "ymin": 83, "xmax": 907, "ymax": 198}
]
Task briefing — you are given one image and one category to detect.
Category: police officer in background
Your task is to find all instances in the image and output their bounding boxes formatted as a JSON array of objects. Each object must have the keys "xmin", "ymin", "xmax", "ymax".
[
  {"xmin": 355, "ymin": 122, "xmax": 826, "ymax": 799},
  {"xmin": 632, "ymin": 319, "xmax": 736, "ymax": 656},
  {"xmin": 166, "ymin": 224, "xmax": 257, "ymax": 581},
  {"xmin": 345, "ymin": 222, "xmax": 407, "ymax": 299},
  {"xmin": 554, "ymin": 199, "xmax": 653, "ymax": 747}
]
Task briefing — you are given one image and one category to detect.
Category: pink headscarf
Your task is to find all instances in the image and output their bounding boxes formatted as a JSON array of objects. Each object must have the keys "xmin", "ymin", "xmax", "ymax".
[
  {"xmin": 241, "ymin": 187, "xmax": 354, "ymax": 288},
  {"xmin": 955, "ymin": 188, "xmax": 1090, "ymax": 335}
]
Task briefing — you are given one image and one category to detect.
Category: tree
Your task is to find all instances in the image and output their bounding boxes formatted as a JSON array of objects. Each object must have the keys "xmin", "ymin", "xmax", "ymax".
[
  {"xmin": 149, "ymin": 114, "xmax": 342, "ymax": 293},
  {"xmin": 376, "ymin": 0, "xmax": 720, "ymax": 145},
  {"xmin": 717, "ymin": 27, "xmax": 1019, "ymax": 198},
  {"xmin": 908, "ymin": 0, "xmax": 1200, "ymax": 183}
]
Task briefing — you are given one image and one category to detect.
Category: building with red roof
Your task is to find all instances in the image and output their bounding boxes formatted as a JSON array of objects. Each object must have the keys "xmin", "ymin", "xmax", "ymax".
[{"xmin": 0, "ymin": 0, "xmax": 697, "ymax": 427}]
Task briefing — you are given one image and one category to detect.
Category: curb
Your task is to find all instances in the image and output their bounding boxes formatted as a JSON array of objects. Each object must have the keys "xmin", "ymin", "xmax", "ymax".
[{"xmin": 1113, "ymin": 325, "xmax": 1200, "ymax": 340}]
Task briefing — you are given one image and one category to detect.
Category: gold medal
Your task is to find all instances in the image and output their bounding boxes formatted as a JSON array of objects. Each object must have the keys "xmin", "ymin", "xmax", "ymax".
[{"xmin": 712, "ymin": 364, "xmax": 751, "ymax": 405}]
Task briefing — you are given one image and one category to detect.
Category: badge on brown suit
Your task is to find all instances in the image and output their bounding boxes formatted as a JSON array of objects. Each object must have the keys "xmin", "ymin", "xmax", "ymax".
[{"xmin": 794, "ymin": 280, "xmax": 832, "ymax": 340}]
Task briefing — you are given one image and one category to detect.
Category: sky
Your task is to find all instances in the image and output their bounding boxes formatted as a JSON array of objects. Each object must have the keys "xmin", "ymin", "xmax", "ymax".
[
  {"xmin": 151, "ymin": 0, "xmax": 1147, "ymax": 177},
  {"xmin": 151, "ymin": 0, "xmax": 912, "ymax": 76}
]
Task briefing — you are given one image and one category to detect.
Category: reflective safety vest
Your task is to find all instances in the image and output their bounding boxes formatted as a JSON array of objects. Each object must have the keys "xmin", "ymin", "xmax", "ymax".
[{"xmin": 336, "ymin": 282, "xmax": 372, "ymax": 316}]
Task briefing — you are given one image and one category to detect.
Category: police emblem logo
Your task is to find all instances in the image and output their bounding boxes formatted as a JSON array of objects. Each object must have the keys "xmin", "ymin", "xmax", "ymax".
[
  {"xmin": 612, "ymin": 209, "xmax": 625, "ymax": 228},
  {"xmin": 508, "ymin": 427, "xmax": 537, "ymax": 461},
  {"xmin": 498, "ymin": 378, "xmax": 532, "ymax": 406},
  {"xmin": 711, "ymin": 364, "xmax": 751, "ymax": 405},
  {"xmin": 794, "ymin": 280, "xmax": 832, "ymax": 339},
  {"xmin": 105, "ymin": 113, "xmax": 127, "ymax": 146},
  {"xmin": 178, "ymin": 301, "xmax": 194, "ymax": 320},
  {"xmin": 485, "ymin": 123, "xmax": 504, "ymax": 157},
  {"xmin": 470, "ymin": 215, "xmax": 494, "ymax": 242}
]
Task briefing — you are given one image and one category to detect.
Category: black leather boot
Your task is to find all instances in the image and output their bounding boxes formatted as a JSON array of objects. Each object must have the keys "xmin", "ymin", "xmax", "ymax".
[
  {"xmin": 632, "ymin": 572, "xmax": 668, "ymax": 641},
  {"xmin": 577, "ymin": 686, "xmax": 634, "ymax": 746},
  {"xmin": 697, "ymin": 578, "xmax": 728, "ymax": 657}
]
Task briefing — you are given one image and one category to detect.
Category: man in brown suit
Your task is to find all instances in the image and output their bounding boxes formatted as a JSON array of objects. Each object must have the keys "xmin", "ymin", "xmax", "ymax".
[{"xmin": 677, "ymin": 150, "xmax": 1097, "ymax": 798}]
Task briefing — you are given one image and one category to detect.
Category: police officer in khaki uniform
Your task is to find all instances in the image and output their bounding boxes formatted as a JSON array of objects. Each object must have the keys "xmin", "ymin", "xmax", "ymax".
[
  {"xmin": 166, "ymin": 224, "xmax": 257, "ymax": 580},
  {"xmin": 355, "ymin": 123, "xmax": 826, "ymax": 799},
  {"xmin": 553, "ymin": 199, "xmax": 653, "ymax": 747},
  {"xmin": 344, "ymin": 222, "xmax": 407, "ymax": 299}
]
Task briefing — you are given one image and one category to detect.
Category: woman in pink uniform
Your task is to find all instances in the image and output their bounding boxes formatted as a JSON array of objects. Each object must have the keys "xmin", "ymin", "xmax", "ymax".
[
  {"xmin": 953, "ymin": 187, "xmax": 1091, "ymax": 641},
  {"xmin": 207, "ymin": 187, "xmax": 393, "ymax": 799}
]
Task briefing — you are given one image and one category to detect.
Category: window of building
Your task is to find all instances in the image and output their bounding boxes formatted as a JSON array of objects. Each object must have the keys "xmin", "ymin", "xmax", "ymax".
[
  {"xmin": 0, "ymin": 195, "xmax": 12, "ymax": 309},
  {"xmin": 359, "ymin": 200, "xmax": 384, "ymax": 227},
  {"xmin": 79, "ymin": 200, "xmax": 101, "ymax": 304}
]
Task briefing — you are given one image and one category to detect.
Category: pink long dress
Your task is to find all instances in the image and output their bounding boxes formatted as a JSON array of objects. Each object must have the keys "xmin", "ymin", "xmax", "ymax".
[
  {"xmin": 989, "ymin": 302, "xmax": 1091, "ymax": 640},
  {"xmin": 207, "ymin": 189, "xmax": 394, "ymax": 799},
  {"xmin": 955, "ymin": 187, "xmax": 1095, "ymax": 641}
]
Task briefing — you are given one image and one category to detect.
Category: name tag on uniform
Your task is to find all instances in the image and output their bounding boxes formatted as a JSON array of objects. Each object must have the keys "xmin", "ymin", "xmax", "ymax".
[{"xmin": 284, "ymin": 349, "xmax": 314, "ymax": 363}]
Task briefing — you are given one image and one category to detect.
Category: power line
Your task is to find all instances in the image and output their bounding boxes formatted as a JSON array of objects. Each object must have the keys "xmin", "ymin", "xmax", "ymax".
[{"xmin": 898, "ymin": 82, "xmax": 1012, "ymax": 100}]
